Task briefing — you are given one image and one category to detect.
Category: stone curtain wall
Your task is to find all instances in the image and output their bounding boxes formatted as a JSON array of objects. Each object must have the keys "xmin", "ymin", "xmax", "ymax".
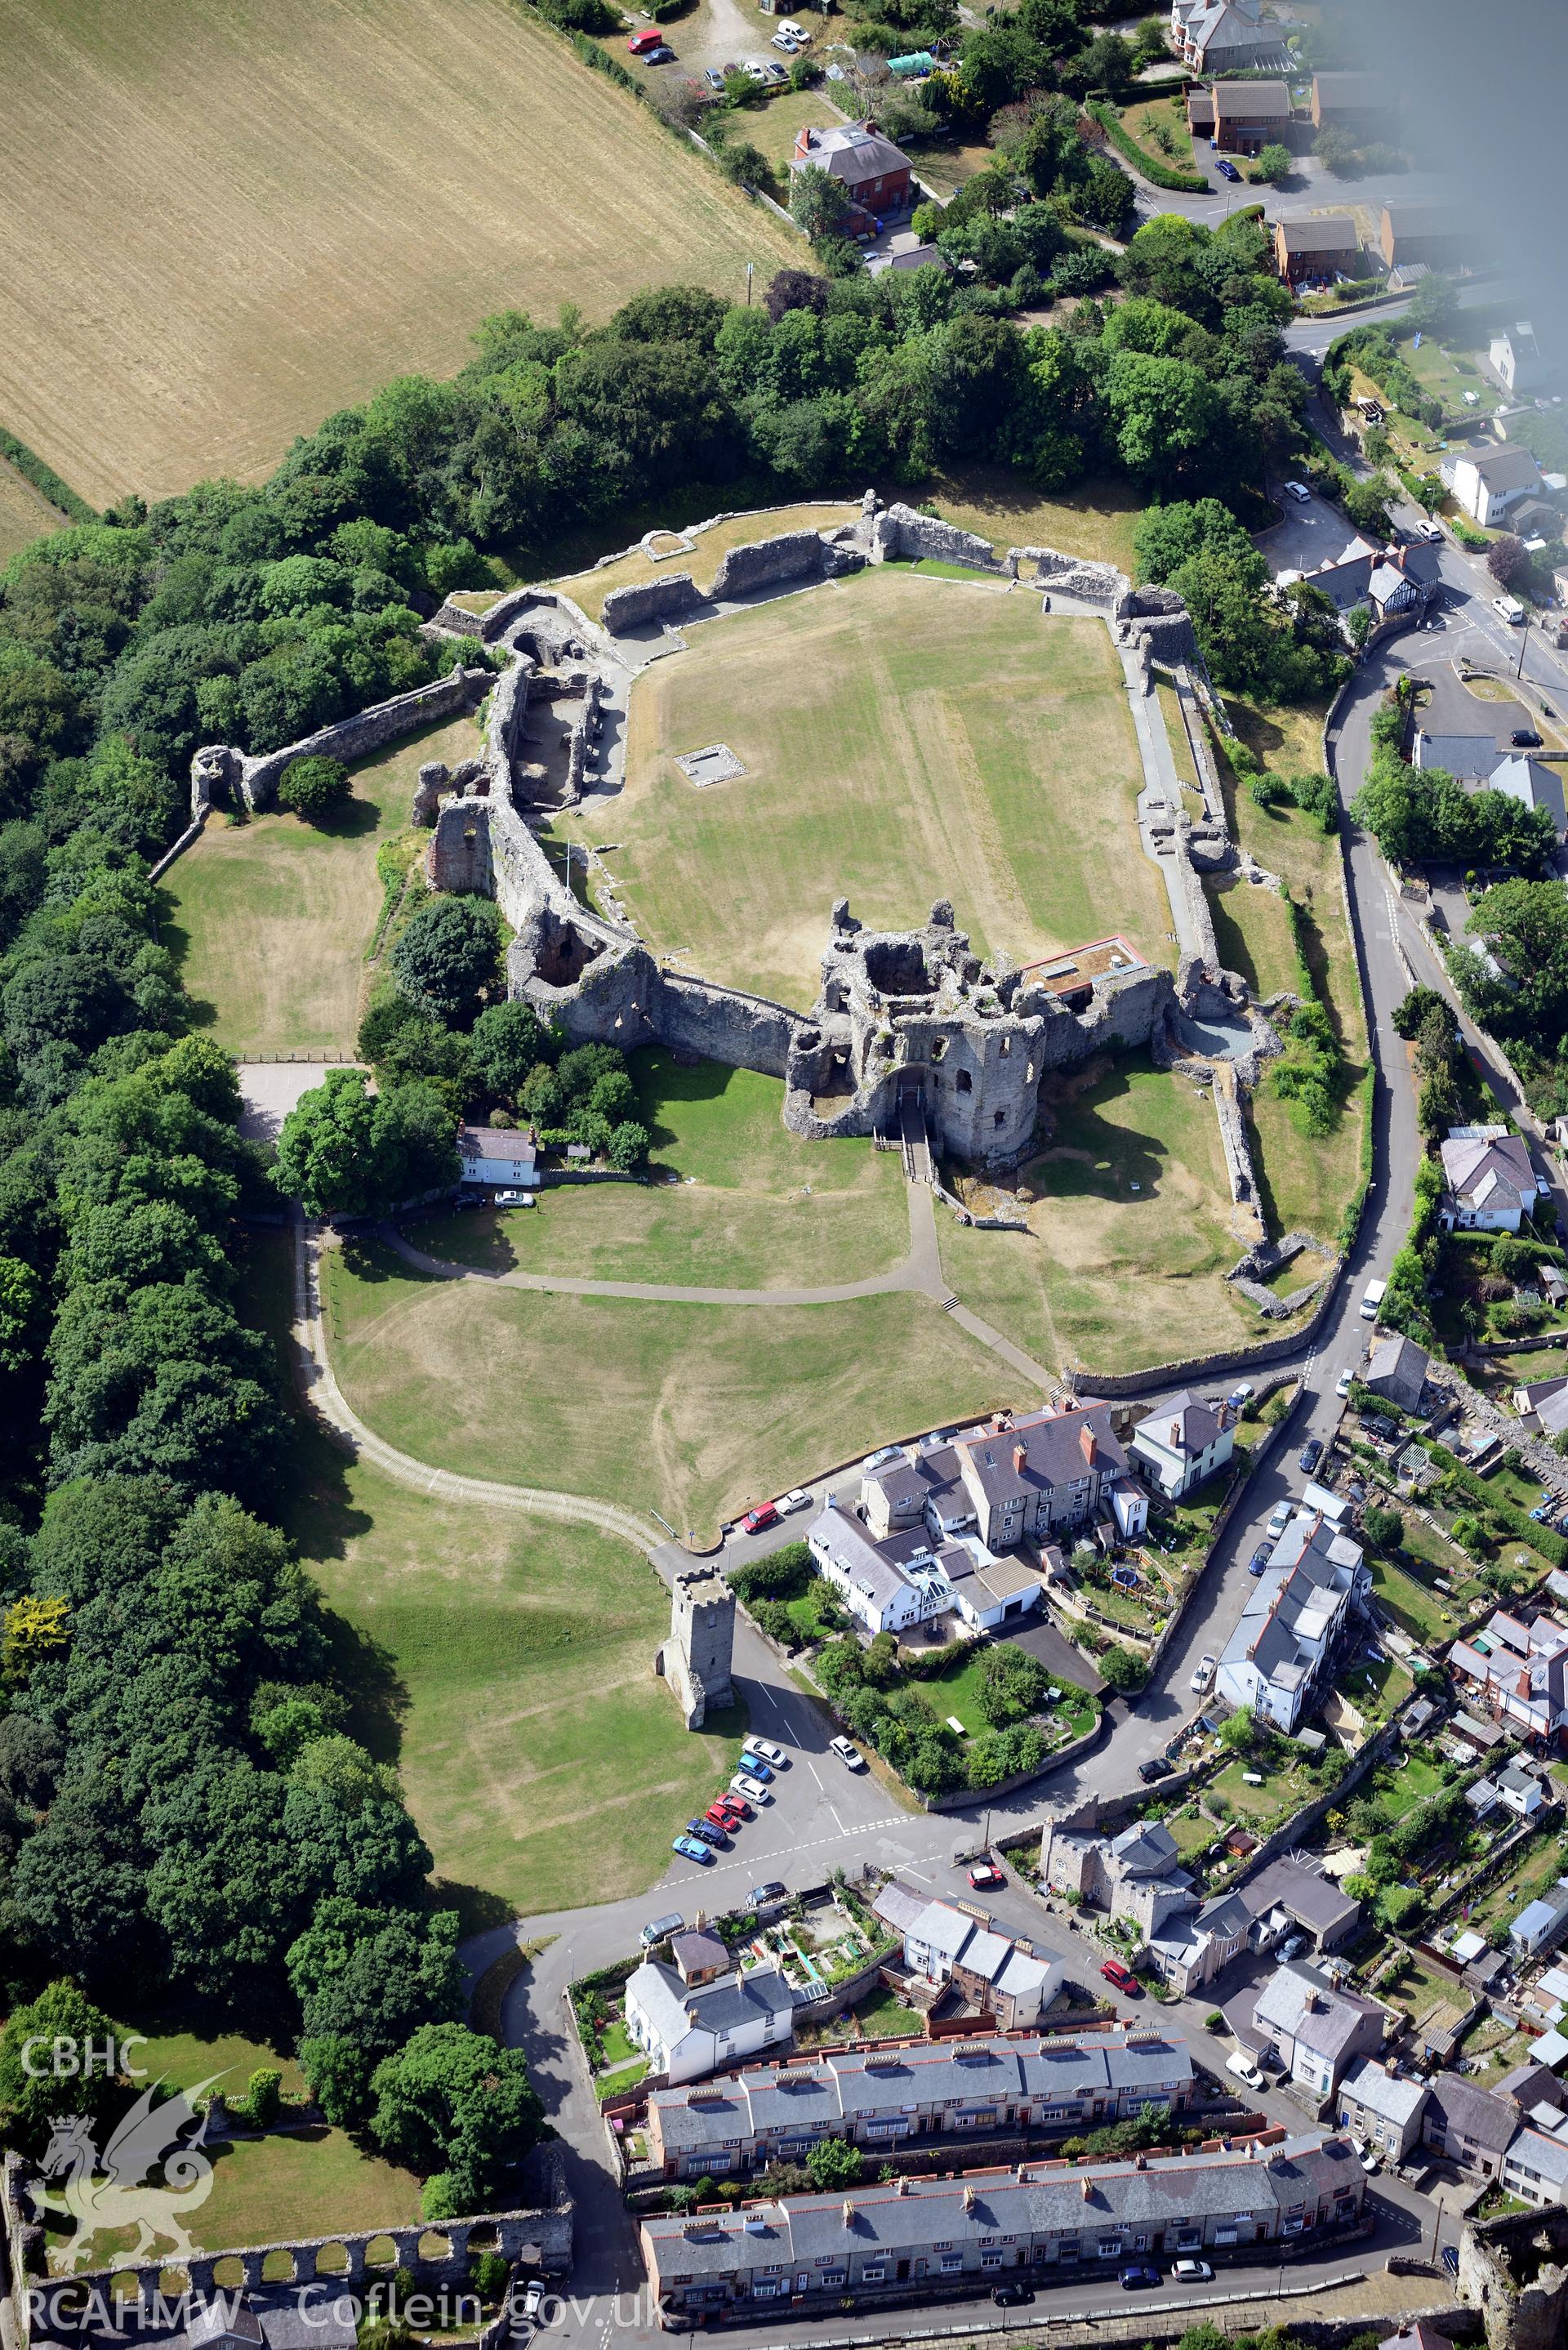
[
  {"xmin": 186, "ymin": 663, "xmax": 490, "ymax": 820},
  {"xmin": 874, "ymin": 502, "xmax": 1007, "ymax": 572},
  {"xmin": 600, "ymin": 572, "xmax": 699, "ymax": 631}
]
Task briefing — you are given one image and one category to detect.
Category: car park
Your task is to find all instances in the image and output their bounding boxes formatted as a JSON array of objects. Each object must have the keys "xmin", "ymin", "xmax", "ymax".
[
  {"xmin": 746, "ymin": 1738, "xmax": 787, "ymax": 1767},
  {"xmin": 1190, "ymin": 1654, "xmax": 1216, "ymax": 1695},
  {"xmin": 1298, "ymin": 1438, "xmax": 1322, "ymax": 1474},
  {"xmin": 1336, "ymin": 1367, "xmax": 1354, "ymax": 1398},
  {"xmin": 1283, "ymin": 479, "xmax": 1311, "ymax": 502},
  {"xmin": 969, "ymin": 1860, "xmax": 1006, "ymax": 1889},
  {"xmin": 1138, "ymin": 1756, "xmax": 1171, "ymax": 1783},
  {"xmin": 733, "ymin": 1772, "xmax": 772, "ymax": 1802},
  {"xmin": 740, "ymin": 1503, "xmax": 780, "ymax": 1535},
  {"xmin": 673, "ymin": 1834, "xmax": 713, "ymax": 1863},
  {"xmin": 831, "ymin": 1735, "xmax": 866, "ymax": 1769},
  {"xmin": 685, "ymin": 1817, "xmax": 726, "ymax": 1848},
  {"xmin": 1173, "ymin": 2259, "xmax": 1214, "ymax": 2283},
  {"xmin": 738, "ymin": 1751, "xmax": 773, "ymax": 1781},
  {"xmin": 641, "ymin": 1911, "xmax": 684, "ymax": 1946},
  {"xmin": 749, "ymin": 1879, "xmax": 786, "ymax": 1906},
  {"xmin": 1120, "ymin": 2263, "xmax": 1161, "ymax": 2290},
  {"xmin": 779, "ymin": 1488, "xmax": 812, "ymax": 1514}
]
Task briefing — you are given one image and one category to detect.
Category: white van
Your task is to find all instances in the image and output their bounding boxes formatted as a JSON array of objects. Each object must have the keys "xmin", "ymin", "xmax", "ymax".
[
  {"xmin": 1226, "ymin": 2049, "xmax": 1264, "ymax": 2089},
  {"xmin": 1360, "ymin": 1278, "xmax": 1388, "ymax": 1322},
  {"xmin": 1492, "ymin": 595, "xmax": 1526, "ymax": 627}
]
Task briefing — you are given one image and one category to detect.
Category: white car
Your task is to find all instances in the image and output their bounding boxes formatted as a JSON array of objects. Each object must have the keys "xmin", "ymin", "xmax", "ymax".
[
  {"xmin": 779, "ymin": 1488, "xmax": 813, "ymax": 1515},
  {"xmin": 830, "ymin": 1735, "xmax": 866, "ymax": 1770},
  {"xmin": 1358, "ymin": 2144, "xmax": 1382, "ymax": 2174},
  {"xmin": 1225, "ymin": 2050, "xmax": 1264, "ymax": 2089},
  {"xmin": 1173, "ymin": 2259, "xmax": 1214, "ymax": 2283},
  {"xmin": 747, "ymin": 1737, "xmax": 787, "ymax": 1768},
  {"xmin": 1190, "ymin": 1654, "xmax": 1216, "ymax": 1695},
  {"xmin": 742, "ymin": 57, "xmax": 770, "ymax": 78},
  {"xmin": 769, "ymin": 29, "xmax": 799, "ymax": 48},
  {"xmin": 778, "ymin": 16, "xmax": 808, "ymax": 34},
  {"xmin": 495, "ymin": 1189, "xmax": 534, "ymax": 1207},
  {"xmin": 1283, "ymin": 480, "xmax": 1312, "ymax": 502},
  {"xmin": 732, "ymin": 1772, "xmax": 772, "ymax": 1803},
  {"xmin": 1266, "ymin": 1499, "xmax": 1291, "ymax": 1540},
  {"xmin": 1414, "ymin": 522, "xmax": 1443, "ymax": 544},
  {"xmin": 1336, "ymin": 1367, "xmax": 1354, "ymax": 1398}
]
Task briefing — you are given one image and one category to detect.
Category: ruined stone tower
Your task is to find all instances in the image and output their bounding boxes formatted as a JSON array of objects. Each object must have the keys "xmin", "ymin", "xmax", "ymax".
[{"xmin": 659, "ymin": 1567, "xmax": 736, "ymax": 1732}]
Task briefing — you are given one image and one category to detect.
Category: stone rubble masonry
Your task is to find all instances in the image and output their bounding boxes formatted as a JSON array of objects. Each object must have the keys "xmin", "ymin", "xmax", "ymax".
[
  {"xmin": 186, "ymin": 662, "xmax": 491, "ymax": 818},
  {"xmin": 709, "ymin": 527, "xmax": 839, "ymax": 599},
  {"xmin": 599, "ymin": 570, "xmax": 700, "ymax": 632},
  {"xmin": 428, "ymin": 583, "xmax": 543, "ymax": 643},
  {"xmin": 1462, "ymin": 2203, "xmax": 1568, "ymax": 2350},
  {"xmin": 873, "ymin": 501, "xmax": 1007, "ymax": 573}
]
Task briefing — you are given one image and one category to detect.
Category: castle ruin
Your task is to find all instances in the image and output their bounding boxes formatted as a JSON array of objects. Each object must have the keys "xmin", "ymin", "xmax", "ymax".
[{"xmin": 657, "ymin": 1566, "xmax": 736, "ymax": 1732}]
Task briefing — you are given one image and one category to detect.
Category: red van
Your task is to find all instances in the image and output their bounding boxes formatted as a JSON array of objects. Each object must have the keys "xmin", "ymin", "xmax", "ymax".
[
  {"xmin": 627, "ymin": 27, "xmax": 664, "ymax": 51},
  {"xmin": 1100, "ymin": 1956, "xmax": 1141, "ymax": 1995}
]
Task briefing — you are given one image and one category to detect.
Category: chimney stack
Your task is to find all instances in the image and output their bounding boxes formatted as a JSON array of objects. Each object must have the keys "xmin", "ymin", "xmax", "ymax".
[
  {"xmin": 1080, "ymin": 1422, "xmax": 1098, "ymax": 1468},
  {"xmin": 1013, "ymin": 1443, "xmax": 1027, "ymax": 1476},
  {"xmin": 1169, "ymin": 1422, "xmax": 1182, "ymax": 1446}
]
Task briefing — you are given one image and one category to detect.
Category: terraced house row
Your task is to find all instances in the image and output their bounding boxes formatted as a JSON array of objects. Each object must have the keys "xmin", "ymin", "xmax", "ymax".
[
  {"xmin": 640, "ymin": 2133, "xmax": 1368, "ymax": 2318},
  {"xmin": 644, "ymin": 2026, "xmax": 1196, "ymax": 2179}
]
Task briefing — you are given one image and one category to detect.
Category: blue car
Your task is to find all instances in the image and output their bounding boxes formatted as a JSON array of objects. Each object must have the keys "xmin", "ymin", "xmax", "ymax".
[
  {"xmin": 1217, "ymin": 158, "xmax": 1241, "ymax": 181},
  {"xmin": 1249, "ymin": 1542, "xmax": 1272, "ymax": 1576},
  {"xmin": 685, "ymin": 1817, "xmax": 726, "ymax": 1848},
  {"xmin": 1120, "ymin": 2263, "xmax": 1160, "ymax": 2290},
  {"xmin": 738, "ymin": 1753, "xmax": 774, "ymax": 1782},
  {"xmin": 672, "ymin": 1835, "xmax": 713, "ymax": 1865}
]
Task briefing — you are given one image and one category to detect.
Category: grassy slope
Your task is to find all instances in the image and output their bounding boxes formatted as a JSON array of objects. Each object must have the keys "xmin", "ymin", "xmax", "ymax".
[
  {"xmin": 1210, "ymin": 698, "xmax": 1371, "ymax": 1246},
  {"xmin": 323, "ymin": 1242, "xmax": 1008, "ymax": 1538},
  {"xmin": 938, "ymin": 1052, "xmax": 1250, "ymax": 1376},
  {"xmin": 550, "ymin": 569, "xmax": 1167, "ymax": 1010},
  {"xmin": 238, "ymin": 1235, "xmax": 746, "ymax": 1916},
  {"xmin": 411, "ymin": 1050, "xmax": 908, "ymax": 1289},
  {"xmin": 0, "ymin": 0, "xmax": 799, "ymax": 503},
  {"xmin": 0, "ymin": 453, "xmax": 65, "ymax": 561},
  {"xmin": 158, "ymin": 711, "xmax": 482, "ymax": 1056}
]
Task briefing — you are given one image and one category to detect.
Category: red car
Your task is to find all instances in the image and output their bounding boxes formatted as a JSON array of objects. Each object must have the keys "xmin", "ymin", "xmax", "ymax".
[
  {"xmin": 706, "ymin": 1803, "xmax": 740, "ymax": 1830},
  {"xmin": 1100, "ymin": 1957, "xmax": 1141, "ymax": 1996},
  {"xmin": 969, "ymin": 1862, "xmax": 1005, "ymax": 1890},
  {"xmin": 716, "ymin": 1793, "xmax": 752, "ymax": 1821},
  {"xmin": 740, "ymin": 1504, "xmax": 780, "ymax": 1536}
]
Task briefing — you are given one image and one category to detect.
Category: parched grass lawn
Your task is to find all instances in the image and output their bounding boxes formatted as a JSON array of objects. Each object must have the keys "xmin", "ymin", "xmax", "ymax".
[
  {"xmin": 555, "ymin": 500, "xmax": 859, "ymax": 625},
  {"xmin": 238, "ymin": 1234, "xmax": 749, "ymax": 1915},
  {"xmin": 0, "ymin": 456, "xmax": 66, "ymax": 562},
  {"xmin": 917, "ymin": 466, "xmax": 1143, "ymax": 577},
  {"xmin": 1470, "ymin": 1826, "xmax": 1568, "ymax": 1942},
  {"xmin": 323, "ymin": 1240, "xmax": 1007, "ymax": 1539},
  {"xmin": 904, "ymin": 135, "xmax": 999, "ymax": 201},
  {"xmin": 1487, "ymin": 1342, "xmax": 1568, "ymax": 1385},
  {"xmin": 1382, "ymin": 1953, "xmax": 1468, "ymax": 2032},
  {"xmin": 938, "ymin": 1054, "xmax": 1252, "ymax": 1377},
  {"xmin": 1215, "ymin": 697, "xmax": 1371, "ymax": 1246},
  {"xmin": 0, "ymin": 0, "xmax": 798, "ymax": 503},
  {"xmin": 407, "ymin": 1050, "xmax": 907, "ymax": 1289},
  {"xmin": 1209, "ymin": 1755, "xmax": 1316, "ymax": 1831},
  {"xmin": 555, "ymin": 567, "xmax": 1165, "ymax": 1010},
  {"xmin": 158, "ymin": 711, "xmax": 482, "ymax": 1055},
  {"xmin": 76, "ymin": 2126, "xmax": 421, "ymax": 2266},
  {"xmin": 123, "ymin": 2013, "xmax": 306, "ymax": 2102},
  {"xmin": 1119, "ymin": 91, "xmax": 1200, "ymax": 173},
  {"xmin": 844, "ymin": 1984, "xmax": 925, "ymax": 2037},
  {"xmin": 1368, "ymin": 1551, "xmax": 1457, "ymax": 1643},
  {"xmin": 1159, "ymin": 680, "xmax": 1201, "ymax": 792}
]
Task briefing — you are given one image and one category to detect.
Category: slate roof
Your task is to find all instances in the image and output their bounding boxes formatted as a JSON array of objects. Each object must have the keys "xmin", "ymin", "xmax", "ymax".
[
  {"xmin": 1134, "ymin": 1390, "xmax": 1224, "ymax": 1461},
  {"xmin": 1245, "ymin": 1858, "xmax": 1360, "ymax": 1942},
  {"xmin": 1340, "ymin": 2057, "xmax": 1427, "ymax": 2129},
  {"xmin": 1276, "ymin": 216, "xmax": 1361, "ymax": 253},
  {"xmin": 1413, "ymin": 730, "xmax": 1503, "ymax": 779},
  {"xmin": 1213, "ymin": 78, "xmax": 1290, "ymax": 116},
  {"xmin": 956, "ymin": 1405, "xmax": 1127, "ymax": 1505},
  {"xmin": 1490, "ymin": 755, "xmax": 1567, "ymax": 836},
  {"xmin": 1441, "ymin": 1130, "xmax": 1538, "ymax": 1218},
  {"xmin": 642, "ymin": 2135, "xmax": 1363, "ymax": 2277},
  {"xmin": 1253, "ymin": 1963, "xmax": 1381, "ymax": 2062},
  {"xmin": 792, "ymin": 123, "xmax": 912, "ymax": 188},
  {"xmin": 1426, "ymin": 2071, "xmax": 1520, "ymax": 2154},
  {"xmin": 630, "ymin": 1959, "xmax": 793, "ymax": 2049},
  {"xmin": 672, "ymin": 1929, "xmax": 728, "ymax": 1979},
  {"xmin": 458, "ymin": 1123, "xmax": 537, "ymax": 1163},
  {"xmin": 1464, "ymin": 445, "xmax": 1543, "ymax": 493}
]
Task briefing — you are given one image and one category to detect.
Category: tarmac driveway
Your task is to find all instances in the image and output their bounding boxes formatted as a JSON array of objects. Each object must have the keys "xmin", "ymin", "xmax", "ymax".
[{"xmin": 1255, "ymin": 484, "xmax": 1372, "ymax": 582}]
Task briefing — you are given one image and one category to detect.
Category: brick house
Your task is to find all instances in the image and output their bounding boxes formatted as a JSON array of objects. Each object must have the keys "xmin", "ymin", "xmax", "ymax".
[
  {"xmin": 1273, "ymin": 216, "xmax": 1362, "ymax": 285},
  {"xmin": 1211, "ymin": 78, "xmax": 1291, "ymax": 154},
  {"xmin": 791, "ymin": 123, "xmax": 913, "ymax": 225}
]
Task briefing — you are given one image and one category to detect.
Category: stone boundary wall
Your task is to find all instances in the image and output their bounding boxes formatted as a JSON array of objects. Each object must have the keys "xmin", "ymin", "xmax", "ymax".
[
  {"xmin": 710, "ymin": 528, "xmax": 832, "ymax": 600},
  {"xmin": 187, "ymin": 662, "xmax": 491, "ymax": 821},
  {"xmin": 601, "ymin": 571, "xmax": 699, "ymax": 631},
  {"xmin": 1067, "ymin": 1251, "xmax": 1348, "ymax": 1398},
  {"xmin": 428, "ymin": 585, "xmax": 540, "ymax": 642},
  {"xmin": 873, "ymin": 502, "xmax": 1007, "ymax": 573}
]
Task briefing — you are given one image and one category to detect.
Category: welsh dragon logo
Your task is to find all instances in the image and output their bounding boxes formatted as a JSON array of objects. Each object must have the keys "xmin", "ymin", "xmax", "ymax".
[{"xmin": 38, "ymin": 2078, "xmax": 220, "ymax": 2272}]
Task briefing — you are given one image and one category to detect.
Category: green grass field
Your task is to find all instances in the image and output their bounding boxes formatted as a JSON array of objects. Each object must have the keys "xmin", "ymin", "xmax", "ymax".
[
  {"xmin": 937, "ymin": 1054, "xmax": 1252, "ymax": 1376},
  {"xmin": 407, "ymin": 1050, "xmax": 907, "ymax": 1290},
  {"xmin": 550, "ymin": 567, "xmax": 1167, "ymax": 1010},
  {"xmin": 158, "ymin": 711, "xmax": 483, "ymax": 1055},
  {"xmin": 0, "ymin": 453, "xmax": 65, "ymax": 561},
  {"xmin": 238, "ymin": 1235, "xmax": 748, "ymax": 1915},
  {"xmin": 1118, "ymin": 91, "xmax": 1200, "ymax": 173},
  {"xmin": 79, "ymin": 2127, "xmax": 421, "ymax": 2267},
  {"xmin": 1214, "ymin": 698, "xmax": 1371, "ymax": 1246}
]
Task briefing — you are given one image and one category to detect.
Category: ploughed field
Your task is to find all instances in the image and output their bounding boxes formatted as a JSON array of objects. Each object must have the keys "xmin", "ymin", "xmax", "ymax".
[
  {"xmin": 0, "ymin": 0, "xmax": 798, "ymax": 504},
  {"xmin": 548, "ymin": 566, "xmax": 1169, "ymax": 1010}
]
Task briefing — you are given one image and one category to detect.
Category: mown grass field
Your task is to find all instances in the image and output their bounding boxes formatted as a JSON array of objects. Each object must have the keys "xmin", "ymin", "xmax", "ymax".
[
  {"xmin": 158, "ymin": 711, "xmax": 482, "ymax": 1056},
  {"xmin": 551, "ymin": 567, "xmax": 1166, "ymax": 1010},
  {"xmin": 938, "ymin": 1054, "xmax": 1252, "ymax": 1376},
  {"xmin": 1210, "ymin": 696, "xmax": 1371, "ymax": 1247},
  {"xmin": 410, "ymin": 1050, "xmax": 908, "ymax": 1290},
  {"xmin": 0, "ymin": 455, "xmax": 65, "ymax": 561},
  {"xmin": 81, "ymin": 2128, "xmax": 422, "ymax": 2268},
  {"xmin": 323, "ymin": 1240, "xmax": 1006, "ymax": 1539},
  {"xmin": 238, "ymin": 1235, "xmax": 746, "ymax": 1915},
  {"xmin": 0, "ymin": 0, "xmax": 800, "ymax": 504}
]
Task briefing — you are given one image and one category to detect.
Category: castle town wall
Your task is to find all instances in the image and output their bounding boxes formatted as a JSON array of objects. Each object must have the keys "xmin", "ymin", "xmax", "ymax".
[
  {"xmin": 709, "ymin": 528, "xmax": 831, "ymax": 599},
  {"xmin": 600, "ymin": 572, "xmax": 699, "ymax": 631},
  {"xmin": 873, "ymin": 502, "xmax": 1007, "ymax": 572},
  {"xmin": 229, "ymin": 665, "xmax": 491, "ymax": 815}
]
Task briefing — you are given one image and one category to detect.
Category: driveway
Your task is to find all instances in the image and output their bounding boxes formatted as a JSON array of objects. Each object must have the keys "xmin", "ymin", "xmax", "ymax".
[
  {"xmin": 1256, "ymin": 484, "xmax": 1373, "ymax": 582},
  {"xmin": 1415, "ymin": 659, "xmax": 1535, "ymax": 755}
]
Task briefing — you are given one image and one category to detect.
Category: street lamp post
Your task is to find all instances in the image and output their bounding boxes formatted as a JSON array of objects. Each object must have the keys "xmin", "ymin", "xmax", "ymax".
[{"xmin": 1517, "ymin": 612, "xmax": 1530, "ymax": 680}]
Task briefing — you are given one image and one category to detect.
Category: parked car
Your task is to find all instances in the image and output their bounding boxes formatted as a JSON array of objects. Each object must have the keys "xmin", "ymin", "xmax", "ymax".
[
  {"xmin": 495, "ymin": 1188, "xmax": 532, "ymax": 1207},
  {"xmin": 1190, "ymin": 1654, "xmax": 1216, "ymax": 1695},
  {"xmin": 1273, "ymin": 1932, "xmax": 1306, "ymax": 1964},
  {"xmin": 1414, "ymin": 521, "xmax": 1444, "ymax": 544},
  {"xmin": 778, "ymin": 1489, "xmax": 813, "ymax": 1515},
  {"xmin": 737, "ymin": 1751, "xmax": 773, "ymax": 1781},
  {"xmin": 969, "ymin": 1860, "xmax": 1006, "ymax": 1889},
  {"xmin": 627, "ymin": 25, "xmax": 664, "ymax": 48},
  {"xmin": 1442, "ymin": 2246, "xmax": 1459, "ymax": 2280},
  {"xmin": 1299, "ymin": 1438, "xmax": 1323, "ymax": 1474},
  {"xmin": 641, "ymin": 42, "xmax": 675, "ymax": 60},
  {"xmin": 1173, "ymin": 2259, "xmax": 1214, "ymax": 2284},
  {"xmin": 1216, "ymin": 158, "xmax": 1241, "ymax": 181},
  {"xmin": 1100, "ymin": 1956, "xmax": 1139, "ymax": 1993},
  {"xmin": 862, "ymin": 1446, "xmax": 901, "ymax": 1469},
  {"xmin": 1227, "ymin": 1382, "xmax": 1254, "ymax": 1411},
  {"xmin": 520, "ymin": 2281, "xmax": 547, "ymax": 2321},
  {"xmin": 770, "ymin": 29, "xmax": 799, "ymax": 48},
  {"xmin": 1493, "ymin": 595, "xmax": 1526, "ymax": 626},
  {"xmin": 1512, "ymin": 729, "xmax": 1544, "ymax": 747},
  {"xmin": 672, "ymin": 1834, "xmax": 713, "ymax": 1863},
  {"xmin": 702, "ymin": 65, "xmax": 726, "ymax": 89},
  {"xmin": 1360, "ymin": 1411, "xmax": 1398, "ymax": 1443},
  {"xmin": 742, "ymin": 57, "xmax": 770, "ymax": 78},
  {"xmin": 706, "ymin": 1803, "xmax": 738, "ymax": 1830},
  {"xmin": 716, "ymin": 1792, "xmax": 752, "ymax": 1820},
  {"xmin": 1138, "ymin": 1756, "xmax": 1171, "ymax": 1783},
  {"xmin": 1358, "ymin": 2143, "xmax": 1382, "ymax": 2174},
  {"xmin": 1336, "ymin": 1367, "xmax": 1354, "ymax": 1398},
  {"xmin": 1249, "ymin": 1542, "xmax": 1272, "ymax": 1576},
  {"xmin": 740, "ymin": 1503, "xmax": 780, "ymax": 1535},
  {"xmin": 685, "ymin": 1817, "xmax": 726, "ymax": 1848},
  {"xmin": 778, "ymin": 16, "xmax": 808, "ymax": 33},
  {"xmin": 830, "ymin": 1735, "xmax": 866, "ymax": 1769},
  {"xmin": 747, "ymin": 1738, "xmax": 787, "ymax": 1767},
  {"xmin": 1225, "ymin": 2049, "xmax": 1264, "ymax": 2089},
  {"xmin": 992, "ymin": 2284, "xmax": 1034, "ymax": 2308},
  {"xmin": 732, "ymin": 1772, "xmax": 772, "ymax": 1803},
  {"xmin": 749, "ymin": 1880, "xmax": 786, "ymax": 1906},
  {"xmin": 1283, "ymin": 479, "xmax": 1312, "ymax": 502},
  {"xmin": 761, "ymin": 59, "xmax": 788, "ymax": 79},
  {"xmin": 641, "ymin": 1911, "xmax": 684, "ymax": 1946},
  {"xmin": 1120, "ymin": 2263, "xmax": 1161, "ymax": 2290}
]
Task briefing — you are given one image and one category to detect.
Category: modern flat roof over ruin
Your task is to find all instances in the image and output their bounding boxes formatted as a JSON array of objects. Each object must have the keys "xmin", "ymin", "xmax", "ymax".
[{"xmin": 1022, "ymin": 935, "xmax": 1148, "ymax": 994}]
